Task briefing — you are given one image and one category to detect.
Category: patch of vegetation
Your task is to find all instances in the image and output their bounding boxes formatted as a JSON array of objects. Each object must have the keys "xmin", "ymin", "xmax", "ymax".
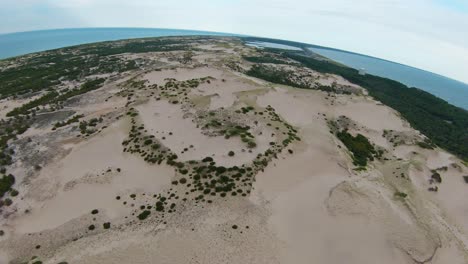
[
  {"xmin": 137, "ymin": 210, "xmax": 151, "ymax": 220},
  {"xmin": 123, "ymin": 101, "xmax": 300, "ymax": 214},
  {"xmin": 53, "ymin": 114, "xmax": 84, "ymax": 130},
  {"xmin": 0, "ymin": 174, "xmax": 15, "ymax": 197},
  {"xmin": 55, "ymin": 78, "xmax": 106, "ymax": 102},
  {"xmin": 246, "ymin": 64, "xmax": 348, "ymax": 94},
  {"xmin": 2, "ymin": 198, "xmax": 13, "ymax": 206},
  {"xmin": 79, "ymin": 117, "xmax": 103, "ymax": 135},
  {"xmin": 243, "ymin": 55, "xmax": 288, "ymax": 64},
  {"xmin": 431, "ymin": 172, "xmax": 442, "ymax": 183},
  {"xmin": 463, "ymin": 176, "xmax": 468, "ymax": 184},
  {"xmin": 336, "ymin": 130, "xmax": 376, "ymax": 167},
  {"xmin": 10, "ymin": 189, "xmax": 19, "ymax": 197},
  {"xmin": 394, "ymin": 191, "xmax": 408, "ymax": 199},
  {"xmin": 416, "ymin": 139, "xmax": 436, "ymax": 150},
  {"xmin": 6, "ymin": 91, "xmax": 59, "ymax": 117},
  {"xmin": 246, "ymin": 65, "xmax": 307, "ymax": 88}
]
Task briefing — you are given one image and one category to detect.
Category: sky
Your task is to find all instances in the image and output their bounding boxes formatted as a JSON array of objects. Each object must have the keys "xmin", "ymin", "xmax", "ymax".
[{"xmin": 1, "ymin": 0, "xmax": 468, "ymax": 84}]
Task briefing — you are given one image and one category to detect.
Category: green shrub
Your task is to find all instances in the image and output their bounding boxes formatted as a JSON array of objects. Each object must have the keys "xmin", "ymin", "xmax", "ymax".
[
  {"xmin": 247, "ymin": 141, "xmax": 257, "ymax": 148},
  {"xmin": 3, "ymin": 198, "xmax": 12, "ymax": 206},
  {"xmin": 394, "ymin": 191, "xmax": 408, "ymax": 199},
  {"xmin": 103, "ymin": 222, "xmax": 111, "ymax": 229},
  {"xmin": 202, "ymin": 157, "xmax": 213, "ymax": 162},
  {"xmin": 155, "ymin": 202, "xmax": 164, "ymax": 212},
  {"xmin": 431, "ymin": 172, "xmax": 442, "ymax": 183},
  {"xmin": 10, "ymin": 189, "xmax": 18, "ymax": 197},
  {"xmin": 228, "ymin": 151, "xmax": 235, "ymax": 157},
  {"xmin": 137, "ymin": 210, "xmax": 151, "ymax": 220},
  {"xmin": 336, "ymin": 130, "xmax": 375, "ymax": 167},
  {"xmin": 0, "ymin": 174, "xmax": 15, "ymax": 197}
]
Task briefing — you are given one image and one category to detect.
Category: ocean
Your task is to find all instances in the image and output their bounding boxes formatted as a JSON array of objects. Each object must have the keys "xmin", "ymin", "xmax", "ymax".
[
  {"xmin": 0, "ymin": 28, "xmax": 234, "ymax": 59},
  {"xmin": 1, "ymin": 28, "xmax": 467, "ymax": 110},
  {"xmin": 309, "ymin": 47, "xmax": 468, "ymax": 110}
]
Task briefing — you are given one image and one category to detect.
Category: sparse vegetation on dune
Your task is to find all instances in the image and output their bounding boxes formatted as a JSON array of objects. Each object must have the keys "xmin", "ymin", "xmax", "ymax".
[
  {"xmin": 335, "ymin": 130, "xmax": 377, "ymax": 167},
  {"xmin": 0, "ymin": 174, "xmax": 15, "ymax": 197},
  {"xmin": 119, "ymin": 74, "xmax": 300, "ymax": 221},
  {"xmin": 53, "ymin": 114, "xmax": 84, "ymax": 130}
]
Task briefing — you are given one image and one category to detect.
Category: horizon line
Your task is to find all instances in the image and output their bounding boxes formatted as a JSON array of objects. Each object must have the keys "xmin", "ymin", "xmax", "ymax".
[{"xmin": 1, "ymin": 26, "xmax": 467, "ymax": 86}]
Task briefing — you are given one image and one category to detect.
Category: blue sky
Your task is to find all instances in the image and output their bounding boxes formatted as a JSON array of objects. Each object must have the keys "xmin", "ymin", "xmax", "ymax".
[
  {"xmin": 1, "ymin": 0, "xmax": 468, "ymax": 83},
  {"xmin": 434, "ymin": 0, "xmax": 468, "ymax": 12}
]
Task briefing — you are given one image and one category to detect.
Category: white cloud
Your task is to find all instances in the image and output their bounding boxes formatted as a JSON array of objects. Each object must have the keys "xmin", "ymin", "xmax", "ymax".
[{"xmin": 0, "ymin": 0, "xmax": 467, "ymax": 83}]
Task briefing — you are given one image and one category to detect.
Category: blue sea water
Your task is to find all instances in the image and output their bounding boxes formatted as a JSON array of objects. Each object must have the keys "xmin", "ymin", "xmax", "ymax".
[
  {"xmin": 309, "ymin": 47, "xmax": 468, "ymax": 110},
  {"xmin": 0, "ymin": 28, "xmax": 235, "ymax": 59},
  {"xmin": 1, "ymin": 28, "xmax": 467, "ymax": 110}
]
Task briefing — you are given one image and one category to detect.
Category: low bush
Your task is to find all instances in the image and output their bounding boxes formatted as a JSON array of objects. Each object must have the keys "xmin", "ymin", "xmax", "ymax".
[
  {"xmin": 137, "ymin": 210, "xmax": 151, "ymax": 220},
  {"xmin": 0, "ymin": 174, "xmax": 15, "ymax": 197},
  {"xmin": 336, "ymin": 130, "xmax": 375, "ymax": 167},
  {"xmin": 431, "ymin": 172, "xmax": 442, "ymax": 183},
  {"xmin": 394, "ymin": 191, "xmax": 408, "ymax": 199}
]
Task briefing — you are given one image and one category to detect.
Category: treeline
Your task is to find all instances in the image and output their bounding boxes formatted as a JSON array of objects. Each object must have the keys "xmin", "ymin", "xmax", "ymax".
[
  {"xmin": 246, "ymin": 64, "xmax": 348, "ymax": 94},
  {"xmin": 246, "ymin": 65, "xmax": 308, "ymax": 89},
  {"xmin": 283, "ymin": 52, "xmax": 468, "ymax": 160},
  {"xmin": 75, "ymin": 39, "xmax": 188, "ymax": 57}
]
